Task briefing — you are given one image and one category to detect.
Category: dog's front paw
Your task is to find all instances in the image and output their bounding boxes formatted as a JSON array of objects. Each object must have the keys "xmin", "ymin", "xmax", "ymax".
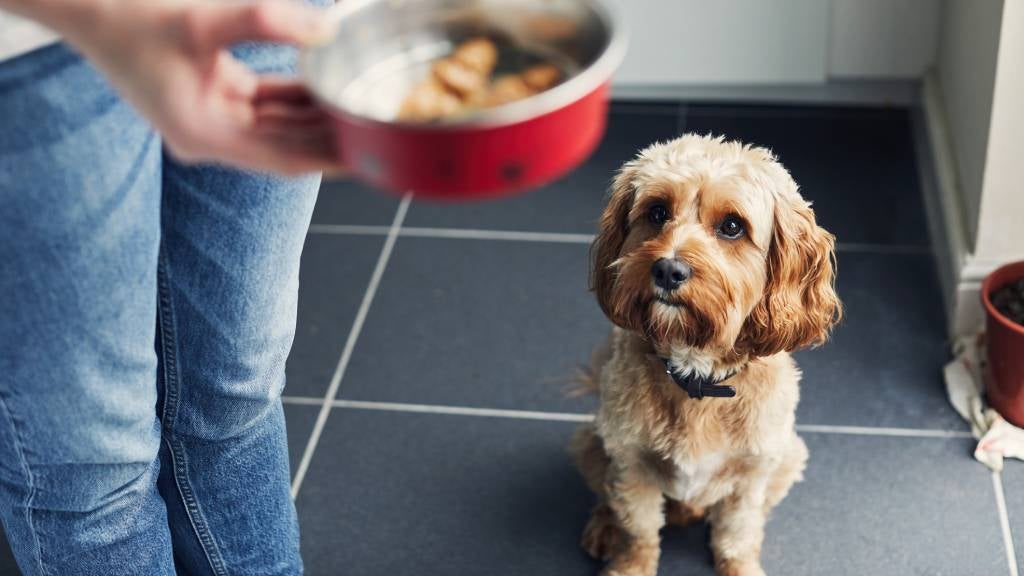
[
  {"xmin": 582, "ymin": 504, "xmax": 623, "ymax": 561},
  {"xmin": 716, "ymin": 558, "xmax": 767, "ymax": 576},
  {"xmin": 601, "ymin": 542, "xmax": 659, "ymax": 576}
]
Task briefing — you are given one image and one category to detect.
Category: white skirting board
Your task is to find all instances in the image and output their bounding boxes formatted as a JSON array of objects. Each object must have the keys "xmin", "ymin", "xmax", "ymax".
[
  {"xmin": 916, "ymin": 72, "xmax": 1007, "ymax": 337},
  {"xmin": 611, "ymin": 80, "xmax": 919, "ymax": 107}
]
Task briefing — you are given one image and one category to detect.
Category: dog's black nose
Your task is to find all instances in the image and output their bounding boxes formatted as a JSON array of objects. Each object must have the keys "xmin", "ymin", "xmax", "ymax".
[{"xmin": 651, "ymin": 258, "xmax": 691, "ymax": 291}]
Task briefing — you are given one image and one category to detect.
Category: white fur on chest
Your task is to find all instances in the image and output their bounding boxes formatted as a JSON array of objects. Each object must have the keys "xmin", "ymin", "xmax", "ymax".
[{"xmin": 661, "ymin": 451, "xmax": 727, "ymax": 503}]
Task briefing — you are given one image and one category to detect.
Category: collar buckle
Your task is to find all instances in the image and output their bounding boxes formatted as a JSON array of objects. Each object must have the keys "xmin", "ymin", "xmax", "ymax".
[{"xmin": 662, "ymin": 359, "xmax": 737, "ymax": 399}]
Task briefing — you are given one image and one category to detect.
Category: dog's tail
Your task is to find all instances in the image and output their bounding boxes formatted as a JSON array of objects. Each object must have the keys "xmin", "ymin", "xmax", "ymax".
[{"xmin": 565, "ymin": 340, "xmax": 612, "ymax": 397}]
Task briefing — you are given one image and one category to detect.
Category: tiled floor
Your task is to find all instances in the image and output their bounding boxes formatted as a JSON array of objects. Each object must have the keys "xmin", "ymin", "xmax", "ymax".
[{"xmin": 1, "ymin": 102, "xmax": 1017, "ymax": 575}]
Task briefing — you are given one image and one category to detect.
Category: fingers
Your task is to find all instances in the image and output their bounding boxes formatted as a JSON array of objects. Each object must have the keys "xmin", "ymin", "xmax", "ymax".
[
  {"xmin": 218, "ymin": 53, "xmax": 259, "ymax": 101},
  {"xmin": 255, "ymin": 78, "xmax": 318, "ymax": 106},
  {"xmin": 189, "ymin": 0, "xmax": 336, "ymax": 51},
  {"xmin": 225, "ymin": 116, "xmax": 341, "ymax": 175},
  {"xmin": 252, "ymin": 78, "xmax": 332, "ymax": 131},
  {"xmin": 167, "ymin": 130, "xmax": 341, "ymax": 176},
  {"xmin": 162, "ymin": 61, "xmax": 343, "ymax": 175}
]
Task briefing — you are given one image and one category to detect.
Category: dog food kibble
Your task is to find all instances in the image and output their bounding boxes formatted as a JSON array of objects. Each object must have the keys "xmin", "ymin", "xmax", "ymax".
[
  {"xmin": 397, "ymin": 37, "xmax": 563, "ymax": 122},
  {"xmin": 432, "ymin": 59, "xmax": 489, "ymax": 98},
  {"xmin": 521, "ymin": 63, "xmax": 561, "ymax": 92},
  {"xmin": 485, "ymin": 75, "xmax": 534, "ymax": 107},
  {"xmin": 991, "ymin": 279, "xmax": 1024, "ymax": 327},
  {"xmin": 397, "ymin": 78, "xmax": 463, "ymax": 122},
  {"xmin": 451, "ymin": 37, "xmax": 499, "ymax": 75}
]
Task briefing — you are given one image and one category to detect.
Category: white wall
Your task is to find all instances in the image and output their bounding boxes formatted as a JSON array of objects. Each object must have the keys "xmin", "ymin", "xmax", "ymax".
[
  {"xmin": 828, "ymin": 0, "xmax": 940, "ymax": 79},
  {"xmin": 937, "ymin": 0, "xmax": 1004, "ymax": 248},
  {"xmin": 609, "ymin": 0, "xmax": 940, "ymax": 87},
  {"xmin": 974, "ymin": 0, "xmax": 1024, "ymax": 260},
  {"xmin": 608, "ymin": 0, "xmax": 829, "ymax": 85}
]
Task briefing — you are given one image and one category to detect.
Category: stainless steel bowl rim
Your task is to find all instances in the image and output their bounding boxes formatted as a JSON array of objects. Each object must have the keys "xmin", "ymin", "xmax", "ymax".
[{"xmin": 300, "ymin": 0, "xmax": 627, "ymax": 130}]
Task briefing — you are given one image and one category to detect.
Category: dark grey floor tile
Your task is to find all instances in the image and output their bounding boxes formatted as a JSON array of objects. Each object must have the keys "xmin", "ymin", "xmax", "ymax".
[
  {"xmin": 796, "ymin": 251, "xmax": 961, "ymax": 430},
  {"xmin": 311, "ymin": 177, "xmax": 401, "ymax": 226},
  {"xmin": 295, "ymin": 409, "xmax": 713, "ymax": 576},
  {"xmin": 285, "ymin": 234, "xmax": 385, "ymax": 398},
  {"xmin": 339, "ymin": 237, "xmax": 605, "ymax": 413},
  {"xmin": 0, "ymin": 529, "xmax": 17, "ymax": 576},
  {"xmin": 998, "ymin": 459, "xmax": 1024, "ymax": 570},
  {"xmin": 766, "ymin": 433, "xmax": 1006, "ymax": 576},
  {"xmin": 404, "ymin": 106, "xmax": 681, "ymax": 234},
  {"xmin": 685, "ymin": 105, "xmax": 929, "ymax": 247},
  {"xmin": 285, "ymin": 403, "xmax": 320, "ymax": 478},
  {"xmin": 296, "ymin": 411, "xmax": 997, "ymax": 576}
]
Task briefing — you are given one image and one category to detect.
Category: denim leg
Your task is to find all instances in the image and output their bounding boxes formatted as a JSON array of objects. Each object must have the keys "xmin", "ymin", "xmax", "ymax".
[
  {"xmin": 0, "ymin": 44, "xmax": 172, "ymax": 575},
  {"xmin": 157, "ymin": 161, "xmax": 319, "ymax": 576},
  {"xmin": 155, "ymin": 40, "xmax": 321, "ymax": 576}
]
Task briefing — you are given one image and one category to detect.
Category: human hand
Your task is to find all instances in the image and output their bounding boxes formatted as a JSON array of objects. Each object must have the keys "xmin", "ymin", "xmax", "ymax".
[{"xmin": 33, "ymin": 0, "xmax": 342, "ymax": 174}]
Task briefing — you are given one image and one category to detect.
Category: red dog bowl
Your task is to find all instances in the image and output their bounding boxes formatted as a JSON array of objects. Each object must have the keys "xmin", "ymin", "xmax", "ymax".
[{"xmin": 301, "ymin": 0, "xmax": 626, "ymax": 199}]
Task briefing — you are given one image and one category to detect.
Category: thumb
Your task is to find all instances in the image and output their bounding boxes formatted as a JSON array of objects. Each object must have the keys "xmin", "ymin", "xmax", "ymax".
[{"xmin": 191, "ymin": 1, "xmax": 335, "ymax": 50}]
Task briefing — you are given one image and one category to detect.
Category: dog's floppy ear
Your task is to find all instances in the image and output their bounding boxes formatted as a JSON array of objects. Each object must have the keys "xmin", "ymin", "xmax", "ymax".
[
  {"xmin": 590, "ymin": 165, "xmax": 637, "ymax": 318},
  {"xmin": 740, "ymin": 189, "xmax": 841, "ymax": 356}
]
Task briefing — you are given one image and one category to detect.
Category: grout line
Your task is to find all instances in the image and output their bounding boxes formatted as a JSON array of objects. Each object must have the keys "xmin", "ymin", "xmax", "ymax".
[
  {"xmin": 308, "ymin": 224, "xmax": 391, "ymax": 236},
  {"xmin": 993, "ymin": 471, "xmax": 1020, "ymax": 576},
  {"xmin": 282, "ymin": 396, "xmax": 972, "ymax": 439},
  {"xmin": 400, "ymin": 227, "xmax": 594, "ymax": 243},
  {"xmin": 282, "ymin": 396, "xmax": 324, "ymax": 407},
  {"xmin": 794, "ymin": 423, "xmax": 973, "ymax": 439},
  {"xmin": 308, "ymin": 224, "xmax": 932, "ymax": 255},
  {"xmin": 290, "ymin": 194, "xmax": 412, "ymax": 499},
  {"xmin": 329, "ymin": 399, "xmax": 593, "ymax": 423},
  {"xmin": 310, "ymin": 224, "xmax": 590, "ymax": 243}
]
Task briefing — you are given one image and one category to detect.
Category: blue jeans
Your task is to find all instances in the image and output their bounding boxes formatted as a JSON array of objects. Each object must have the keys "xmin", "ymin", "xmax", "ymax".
[{"xmin": 0, "ymin": 41, "xmax": 320, "ymax": 575}]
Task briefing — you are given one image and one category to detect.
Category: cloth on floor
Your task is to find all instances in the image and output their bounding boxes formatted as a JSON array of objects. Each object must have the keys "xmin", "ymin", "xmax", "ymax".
[{"xmin": 944, "ymin": 333, "xmax": 1024, "ymax": 471}]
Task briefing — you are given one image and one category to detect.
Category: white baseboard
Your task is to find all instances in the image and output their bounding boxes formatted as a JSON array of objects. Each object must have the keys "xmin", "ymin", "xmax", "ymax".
[
  {"xmin": 916, "ymin": 72, "xmax": 1005, "ymax": 337},
  {"xmin": 612, "ymin": 80, "xmax": 919, "ymax": 107}
]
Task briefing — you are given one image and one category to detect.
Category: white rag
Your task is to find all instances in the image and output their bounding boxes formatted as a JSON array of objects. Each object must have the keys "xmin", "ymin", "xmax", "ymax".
[{"xmin": 944, "ymin": 333, "xmax": 1024, "ymax": 470}]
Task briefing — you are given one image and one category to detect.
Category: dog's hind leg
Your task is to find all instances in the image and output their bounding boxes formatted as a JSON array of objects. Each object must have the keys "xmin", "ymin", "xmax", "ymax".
[{"xmin": 570, "ymin": 423, "xmax": 610, "ymax": 496}]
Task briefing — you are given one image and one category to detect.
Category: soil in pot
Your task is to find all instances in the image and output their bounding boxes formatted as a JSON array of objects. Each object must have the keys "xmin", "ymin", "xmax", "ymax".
[{"xmin": 991, "ymin": 278, "xmax": 1024, "ymax": 327}]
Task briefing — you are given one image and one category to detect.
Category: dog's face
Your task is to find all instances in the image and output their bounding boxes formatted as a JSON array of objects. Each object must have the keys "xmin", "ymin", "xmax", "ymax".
[{"xmin": 591, "ymin": 134, "xmax": 841, "ymax": 357}]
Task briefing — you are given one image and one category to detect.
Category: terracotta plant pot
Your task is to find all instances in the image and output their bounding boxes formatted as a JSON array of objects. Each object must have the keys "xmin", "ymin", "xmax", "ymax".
[{"xmin": 981, "ymin": 260, "xmax": 1024, "ymax": 428}]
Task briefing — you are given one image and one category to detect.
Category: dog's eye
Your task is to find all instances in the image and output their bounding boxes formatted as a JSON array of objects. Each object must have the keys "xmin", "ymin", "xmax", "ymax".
[
  {"xmin": 647, "ymin": 204, "xmax": 671, "ymax": 226},
  {"xmin": 717, "ymin": 215, "xmax": 745, "ymax": 239}
]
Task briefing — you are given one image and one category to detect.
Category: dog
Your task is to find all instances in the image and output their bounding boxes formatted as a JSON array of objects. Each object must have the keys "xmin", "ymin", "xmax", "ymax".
[{"xmin": 571, "ymin": 134, "xmax": 841, "ymax": 576}]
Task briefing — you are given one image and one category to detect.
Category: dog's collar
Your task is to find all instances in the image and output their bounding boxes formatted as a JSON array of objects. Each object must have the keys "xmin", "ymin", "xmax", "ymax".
[{"xmin": 659, "ymin": 357, "xmax": 737, "ymax": 399}]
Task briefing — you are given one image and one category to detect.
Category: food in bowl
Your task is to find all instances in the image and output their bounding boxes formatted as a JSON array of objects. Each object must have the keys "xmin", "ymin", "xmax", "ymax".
[{"xmin": 398, "ymin": 37, "xmax": 564, "ymax": 122}]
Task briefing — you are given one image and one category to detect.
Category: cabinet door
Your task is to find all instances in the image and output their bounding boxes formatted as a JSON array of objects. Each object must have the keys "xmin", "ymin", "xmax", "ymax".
[{"xmin": 607, "ymin": 0, "xmax": 829, "ymax": 85}]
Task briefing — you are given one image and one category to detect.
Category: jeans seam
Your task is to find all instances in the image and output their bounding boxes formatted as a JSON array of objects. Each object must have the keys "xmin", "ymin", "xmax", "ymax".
[
  {"xmin": 0, "ymin": 389, "xmax": 47, "ymax": 576},
  {"xmin": 157, "ymin": 247, "xmax": 228, "ymax": 576}
]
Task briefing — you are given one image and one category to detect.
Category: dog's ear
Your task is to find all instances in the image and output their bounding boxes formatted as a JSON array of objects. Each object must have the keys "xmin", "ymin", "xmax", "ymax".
[
  {"xmin": 590, "ymin": 165, "xmax": 637, "ymax": 318},
  {"xmin": 740, "ymin": 190, "xmax": 841, "ymax": 356}
]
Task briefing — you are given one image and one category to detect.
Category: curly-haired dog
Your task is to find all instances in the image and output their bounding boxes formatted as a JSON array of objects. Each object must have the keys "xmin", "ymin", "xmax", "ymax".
[{"xmin": 572, "ymin": 134, "xmax": 841, "ymax": 576}]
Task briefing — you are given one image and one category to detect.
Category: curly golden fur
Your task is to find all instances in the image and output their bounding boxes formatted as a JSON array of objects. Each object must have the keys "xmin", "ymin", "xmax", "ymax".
[{"xmin": 572, "ymin": 134, "xmax": 841, "ymax": 576}]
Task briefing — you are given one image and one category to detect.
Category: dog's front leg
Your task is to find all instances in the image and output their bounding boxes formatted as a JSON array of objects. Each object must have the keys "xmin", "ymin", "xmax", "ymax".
[
  {"xmin": 603, "ymin": 463, "xmax": 664, "ymax": 576},
  {"xmin": 708, "ymin": 476, "xmax": 770, "ymax": 576}
]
